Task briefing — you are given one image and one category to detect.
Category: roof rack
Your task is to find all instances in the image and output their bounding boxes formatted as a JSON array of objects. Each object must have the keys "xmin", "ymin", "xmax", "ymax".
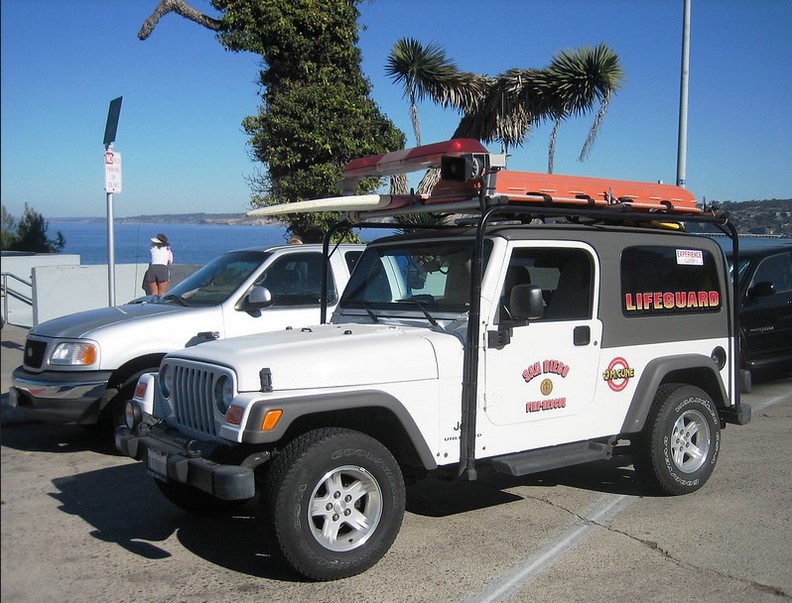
[{"xmin": 248, "ymin": 138, "xmax": 713, "ymax": 224}]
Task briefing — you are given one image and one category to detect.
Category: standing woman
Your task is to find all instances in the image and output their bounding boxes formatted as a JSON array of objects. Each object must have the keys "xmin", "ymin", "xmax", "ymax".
[{"xmin": 145, "ymin": 233, "xmax": 173, "ymax": 296}]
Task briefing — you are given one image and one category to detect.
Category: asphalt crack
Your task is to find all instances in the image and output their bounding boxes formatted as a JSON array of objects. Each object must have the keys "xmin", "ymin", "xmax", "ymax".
[{"xmin": 526, "ymin": 493, "xmax": 791, "ymax": 600}]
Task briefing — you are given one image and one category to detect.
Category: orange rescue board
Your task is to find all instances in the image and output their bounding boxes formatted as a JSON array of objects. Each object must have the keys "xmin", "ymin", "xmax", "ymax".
[{"xmin": 429, "ymin": 171, "xmax": 700, "ymax": 214}]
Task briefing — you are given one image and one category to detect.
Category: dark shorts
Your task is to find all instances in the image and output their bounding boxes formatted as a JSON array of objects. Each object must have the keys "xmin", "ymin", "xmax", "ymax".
[{"xmin": 145, "ymin": 264, "xmax": 169, "ymax": 284}]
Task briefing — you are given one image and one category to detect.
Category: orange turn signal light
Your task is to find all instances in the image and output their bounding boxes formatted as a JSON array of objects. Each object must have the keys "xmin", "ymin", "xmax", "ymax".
[
  {"xmin": 262, "ymin": 409, "xmax": 283, "ymax": 431},
  {"xmin": 226, "ymin": 405, "xmax": 244, "ymax": 425}
]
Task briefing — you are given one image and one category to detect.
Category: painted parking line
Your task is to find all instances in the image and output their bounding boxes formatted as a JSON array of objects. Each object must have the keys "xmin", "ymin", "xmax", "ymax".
[
  {"xmin": 464, "ymin": 494, "xmax": 635, "ymax": 603},
  {"xmin": 750, "ymin": 391, "xmax": 792, "ymax": 412}
]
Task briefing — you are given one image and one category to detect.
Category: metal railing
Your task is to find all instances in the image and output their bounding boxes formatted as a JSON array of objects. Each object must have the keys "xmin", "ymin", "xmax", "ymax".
[{"xmin": 1, "ymin": 272, "xmax": 33, "ymax": 325}]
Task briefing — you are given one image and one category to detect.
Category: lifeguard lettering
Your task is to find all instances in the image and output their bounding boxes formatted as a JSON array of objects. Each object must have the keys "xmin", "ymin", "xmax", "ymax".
[{"xmin": 624, "ymin": 290, "xmax": 720, "ymax": 314}]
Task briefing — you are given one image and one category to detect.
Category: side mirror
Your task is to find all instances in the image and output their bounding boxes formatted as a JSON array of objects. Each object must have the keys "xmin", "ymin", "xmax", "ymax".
[
  {"xmin": 509, "ymin": 284, "xmax": 545, "ymax": 321},
  {"xmin": 247, "ymin": 285, "xmax": 274, "ymax": 309},
  {"xmin": 748, "ymin": 281, "xmax": 775, "ymax": 299}
]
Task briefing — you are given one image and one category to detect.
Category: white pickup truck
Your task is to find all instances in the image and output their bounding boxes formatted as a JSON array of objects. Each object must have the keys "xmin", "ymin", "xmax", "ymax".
[{"xmin": 10, "ymin": 243, "xmax": 363, "ymax": 428}]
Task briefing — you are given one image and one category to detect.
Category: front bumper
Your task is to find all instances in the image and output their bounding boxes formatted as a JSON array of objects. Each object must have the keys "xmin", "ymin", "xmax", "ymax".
[
  {"xmin": 10, "ymin": 367, "xmax": 113, "ymax": 424},
  {"xmin": 115, "ymin": 423, "xmax": 256, "ymax": 501}
]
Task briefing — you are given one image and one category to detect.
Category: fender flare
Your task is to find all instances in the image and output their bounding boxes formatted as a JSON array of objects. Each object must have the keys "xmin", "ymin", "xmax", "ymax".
[
  {"xmin": 241, "ymin": 389, "xmax": 438, "ymax": 470},
  {"xmin": 620, "ymin": 354, "xmax": 727, "ymax": 435}
]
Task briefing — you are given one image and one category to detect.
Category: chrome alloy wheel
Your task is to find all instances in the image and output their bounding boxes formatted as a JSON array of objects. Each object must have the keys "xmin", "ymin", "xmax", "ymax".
[
  {"xmin": 670, "ymin": 408, "xmax": 711, "ymax": 473},
  {"xmin": 308, "ymin": 465, "xmax": 383, "ymax": 552}
]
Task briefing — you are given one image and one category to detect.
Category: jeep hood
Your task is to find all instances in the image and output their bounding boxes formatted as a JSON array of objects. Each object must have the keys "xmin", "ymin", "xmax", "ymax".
[{"xmin": 168, "ymin": 323, "xmax": 464, "ymax": 391}]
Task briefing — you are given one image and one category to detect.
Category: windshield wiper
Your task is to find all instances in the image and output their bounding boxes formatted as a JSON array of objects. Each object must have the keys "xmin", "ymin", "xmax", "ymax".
[
  {"xmin": 162, "ymin": 294, "xmax": 188, "ymax": 306},
  {"xmin": 398, "ymin": 298, "xmax": 439, "ymax": 327},
  {"xmin": 361, "ymin": 301, "xmax": 379, "ymax": 323}
]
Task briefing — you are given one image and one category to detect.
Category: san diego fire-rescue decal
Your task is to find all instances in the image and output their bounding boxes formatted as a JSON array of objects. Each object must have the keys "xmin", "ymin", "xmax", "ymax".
[{"xmin": 523, "ymin": 359, "xmax": 569, "ymax": 413}]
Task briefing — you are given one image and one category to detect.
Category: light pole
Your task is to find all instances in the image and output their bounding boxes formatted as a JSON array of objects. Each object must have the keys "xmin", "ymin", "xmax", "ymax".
[{"xmin": 677, "ymin": 0, "xmax": 691, "ymax": 188}]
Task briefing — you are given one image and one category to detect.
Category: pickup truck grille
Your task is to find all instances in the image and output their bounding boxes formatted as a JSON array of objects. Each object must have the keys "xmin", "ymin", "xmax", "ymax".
[
  {"xmin": 23, "ymin": 339, "xmax": 47, "ymax": 369},
  {"xmin": 166, "ymin": 361, "xmax": 233, "ymax": 437}
]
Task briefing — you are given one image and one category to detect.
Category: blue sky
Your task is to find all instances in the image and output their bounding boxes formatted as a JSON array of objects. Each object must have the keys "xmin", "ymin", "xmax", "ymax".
[{"xmin": 2, "ymin": 0, "xmax": 790, "ymax": 219}]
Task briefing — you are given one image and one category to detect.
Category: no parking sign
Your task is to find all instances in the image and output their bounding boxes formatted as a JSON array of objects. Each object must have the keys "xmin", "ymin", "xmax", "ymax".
[{"xmin": 104, "ymin": 150, "xmax": 122, "ymax": 193}]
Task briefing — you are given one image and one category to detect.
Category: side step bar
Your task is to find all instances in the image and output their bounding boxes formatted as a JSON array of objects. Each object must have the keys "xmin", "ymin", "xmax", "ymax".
[{"xmin": 490, "ymin": 440, "xmax": 613, "ymax": 477}]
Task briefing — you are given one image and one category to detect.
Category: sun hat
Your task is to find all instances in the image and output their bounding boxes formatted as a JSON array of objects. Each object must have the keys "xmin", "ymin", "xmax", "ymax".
[{"xmin": 151, "ymin": 233, "xmax": 169, "ymax": 245}]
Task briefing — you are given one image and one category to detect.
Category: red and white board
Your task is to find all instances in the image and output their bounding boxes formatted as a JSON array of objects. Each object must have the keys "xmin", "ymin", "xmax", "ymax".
[{"xmin": 247, "ymin": 139, "xmax": 702, "ymax": 218}]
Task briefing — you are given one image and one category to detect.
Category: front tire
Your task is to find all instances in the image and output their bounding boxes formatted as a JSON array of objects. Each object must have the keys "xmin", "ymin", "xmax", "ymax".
[
  {"xmin": 632, "ymin": 384, "xmax": 721, "ymax": 496},
  {"xmin": 261, "ymin": 428, "xmax": 405, "ymax": 581}
]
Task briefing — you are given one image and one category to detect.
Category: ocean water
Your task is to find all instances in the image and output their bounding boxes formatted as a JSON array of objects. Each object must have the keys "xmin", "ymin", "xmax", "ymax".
[
  {"xmin": 49, "ymin": 220, "xmax": 394, "ymax": 266},
  {"xmin": 49, "ymin": 221, "xmax": 291, "ymax": 265}
]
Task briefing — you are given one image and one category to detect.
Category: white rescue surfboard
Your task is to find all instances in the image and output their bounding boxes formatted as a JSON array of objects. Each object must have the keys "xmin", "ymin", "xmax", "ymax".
[{"xmin": 247, "ymin": 194, "xmax": 403, "ymax": 217}]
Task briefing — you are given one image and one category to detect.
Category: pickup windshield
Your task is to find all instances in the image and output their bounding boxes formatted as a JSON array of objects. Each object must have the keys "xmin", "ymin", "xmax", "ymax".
[
  {"xmin": 340, "ymin": 240, "xmax": 478, "ymax": 315},
  {"xmin": 162, "ymin": 250, "xmax": 271, "ymax": 306}
]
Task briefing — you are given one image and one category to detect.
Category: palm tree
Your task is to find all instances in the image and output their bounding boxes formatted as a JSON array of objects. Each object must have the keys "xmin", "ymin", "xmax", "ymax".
[
  {"xmin": 385, "ymin": 39, "xmax": 624, "ymax": 184},
  {"xmin": 386, "ymin": 38, "xmax": 461, "ymax": 146},
  {"xmin": 544, "ymin": 44, "xmax": 624, "ymax": 172},
  {"xmin": 386, "ymin": 38, "xmax": 464, "ymax": 196}
]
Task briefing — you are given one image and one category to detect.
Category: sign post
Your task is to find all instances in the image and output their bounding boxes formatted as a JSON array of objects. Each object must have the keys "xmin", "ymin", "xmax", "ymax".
[{"xmin": 103, "ymin": 97, "xmax": 123, "ymax": 306}]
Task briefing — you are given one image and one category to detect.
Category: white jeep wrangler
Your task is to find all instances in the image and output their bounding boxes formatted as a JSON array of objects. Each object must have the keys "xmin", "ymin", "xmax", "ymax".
[{"xmin": 116, "ymin": 141, "xmax": 750, "ymax": 581}]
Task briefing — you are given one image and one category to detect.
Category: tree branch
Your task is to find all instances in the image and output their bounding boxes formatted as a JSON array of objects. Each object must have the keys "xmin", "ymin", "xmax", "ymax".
[{"xmin": 139, "ymin": 0, "xmax": 223, "ymax": 40}]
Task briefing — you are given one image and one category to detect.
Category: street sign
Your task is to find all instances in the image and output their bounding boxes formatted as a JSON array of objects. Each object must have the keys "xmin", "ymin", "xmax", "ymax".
[
  {"xmin": 104, "ymin": 150, "xmax": 122, "ymax": 193},
  {"xmin": 103, "ymin": 97, "xmax": 123, "ymax": 147}
]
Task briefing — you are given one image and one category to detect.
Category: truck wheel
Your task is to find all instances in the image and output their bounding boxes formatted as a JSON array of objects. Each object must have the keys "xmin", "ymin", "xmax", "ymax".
[
  {"xmin": 155, "ymin": 479, "xmax": 245, "ymax": 515},
  {"xmin": 632, "ymin": 383, "xmax": 721, "ymax": 496},
  {"xmin": 261, "ymin": 428, "xmax": 405, "ymax": 581}
]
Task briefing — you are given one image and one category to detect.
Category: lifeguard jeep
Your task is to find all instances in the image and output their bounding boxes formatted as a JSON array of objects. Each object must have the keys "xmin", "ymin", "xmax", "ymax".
[{"xmin": 116, "ymin": 139, "xmax": 750, "ymax": 581}]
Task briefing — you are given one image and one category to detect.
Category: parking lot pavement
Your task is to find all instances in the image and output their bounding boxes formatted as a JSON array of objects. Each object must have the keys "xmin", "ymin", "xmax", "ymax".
[
  {"xmin": 1, "ymin": 313, "xmax": 790, "ymax": 603},
  {"xmin": 1, "ymin": 323, "xmax": 30, "ymax": 425}
]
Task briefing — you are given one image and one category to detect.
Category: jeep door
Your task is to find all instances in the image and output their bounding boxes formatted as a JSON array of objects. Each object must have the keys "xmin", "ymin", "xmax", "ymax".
[{"xmin": 483, "ymin": 243, "xmax": 603, "ymax": 441}]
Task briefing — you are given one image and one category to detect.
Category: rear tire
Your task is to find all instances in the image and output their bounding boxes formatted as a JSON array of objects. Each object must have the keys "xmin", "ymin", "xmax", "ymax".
[
  {"xmin": 261, "ymin": 428, "xmax": 405, "ymax": 581},
  {"xmin": 632, "ymin": 384, "xmax": 720, "ymax": 496}
]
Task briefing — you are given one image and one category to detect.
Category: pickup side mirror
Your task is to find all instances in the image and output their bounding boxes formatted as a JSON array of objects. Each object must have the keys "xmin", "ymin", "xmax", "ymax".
[
  {"xmin": 747, "ymin": 281, "xmax": 775, "ymax": 299},
  {"xmin": 246, "ymin": 285, "xmax": 274, "ymax": 309},
  {"xmin": 509, "ymin": 284, "xmax": 545, "ymax": 321}
]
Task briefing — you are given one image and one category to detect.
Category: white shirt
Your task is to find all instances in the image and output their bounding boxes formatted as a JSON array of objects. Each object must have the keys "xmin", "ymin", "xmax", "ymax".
[{"xmin": 150, "ymin": 245, "xmax": 172, "ymax": 265}]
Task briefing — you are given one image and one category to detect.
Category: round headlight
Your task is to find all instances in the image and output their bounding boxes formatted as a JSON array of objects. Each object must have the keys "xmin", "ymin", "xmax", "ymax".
[
  {"xmin": 123, "ymin": 400, "xmax": 142, "ymax": 430},
  {"xmin": 214, "ymin": 374, "xmax": 234, "ymax": 414},
  {"xmin": 160, "ymin": 365, "xmax": 172, "ymax": 399}
]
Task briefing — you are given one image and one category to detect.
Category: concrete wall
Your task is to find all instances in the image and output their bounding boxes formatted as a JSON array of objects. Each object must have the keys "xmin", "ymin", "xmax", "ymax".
[
  {"xmin": 32, "ymin": 263, "xmax": 151, "ymax": 324},
  {"xmin": 2, "ymin": 254, "xmax": 80, "ymax": 327},
  {"xmin": 2, "ymin": 253, "xmax": 199, "ymax": 327}
]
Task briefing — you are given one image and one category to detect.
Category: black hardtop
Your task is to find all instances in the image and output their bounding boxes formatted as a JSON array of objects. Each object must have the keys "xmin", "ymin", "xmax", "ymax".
[{"xmin": 366, "ymin": 220, "xmax": 728, "ymax": 257}]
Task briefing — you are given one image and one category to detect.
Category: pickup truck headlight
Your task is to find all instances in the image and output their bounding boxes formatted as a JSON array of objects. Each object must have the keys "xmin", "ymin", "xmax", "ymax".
[
  {"xmin": 50, "ymin": 342, "xmax": 98, "ymax": 366},
  {"xmin": 214, "ymin": 374, "xmax": 233, "ymax": 414}
]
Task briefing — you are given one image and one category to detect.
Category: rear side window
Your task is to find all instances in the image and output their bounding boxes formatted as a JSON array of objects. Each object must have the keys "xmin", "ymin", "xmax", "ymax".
[{"xmin": 621, "ymin": 246, "xmax": 721, "ymax": 316}]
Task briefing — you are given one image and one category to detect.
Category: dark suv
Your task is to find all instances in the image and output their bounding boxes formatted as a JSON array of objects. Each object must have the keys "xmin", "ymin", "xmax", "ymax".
[{"xmin": 726, "ymin": 238, "xmax": 792, "ymax": 385}]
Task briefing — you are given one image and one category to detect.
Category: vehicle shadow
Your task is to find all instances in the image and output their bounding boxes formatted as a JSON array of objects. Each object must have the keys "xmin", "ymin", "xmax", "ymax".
[
  {"xmin": 406, "ymin": 450, "xmax": 644, "ymax": 518},
  {"xmin": 0, "ymin": 420, "xmax": 119, "ymax": 455},
  {"xmin": 1, "ymin": 338, "xmax": 24, "ymax": 351},
  {"xmin": 45, "ymin": 447, "xmax": 646, "ymax": 582},
  {"xmin": 49, "ymin": 462, "xmax": 302, "ymax": 581}
]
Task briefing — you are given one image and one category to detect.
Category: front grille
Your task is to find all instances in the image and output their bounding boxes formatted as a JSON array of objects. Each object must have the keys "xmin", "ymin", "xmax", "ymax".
[
  {"xmin": 23, "ymin": 339, "xmax": 47, "ymax": 369},
  {"xmin": 167, "ymin": 362, "xmax": 230, "ymax": 437}
]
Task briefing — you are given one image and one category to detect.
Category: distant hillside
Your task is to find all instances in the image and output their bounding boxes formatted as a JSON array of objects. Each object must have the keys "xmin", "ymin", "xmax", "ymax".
[
  {"xmin": 57, "ymin": 199, "xmax": 792, "ymax": 237},
  {"xmin": 719, "ymin": 199, "xmax": 792, "ymax": 237}
]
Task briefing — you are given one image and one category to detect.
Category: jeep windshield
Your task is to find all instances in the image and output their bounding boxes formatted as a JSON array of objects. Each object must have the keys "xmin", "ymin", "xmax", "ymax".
[
  {"xmin": 340, "ymin": 239, "xmax": 482, "ymax": 318},
  {"xmin": 160, "ymin": 250, "xmax": 272, "ymax": 306}
]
